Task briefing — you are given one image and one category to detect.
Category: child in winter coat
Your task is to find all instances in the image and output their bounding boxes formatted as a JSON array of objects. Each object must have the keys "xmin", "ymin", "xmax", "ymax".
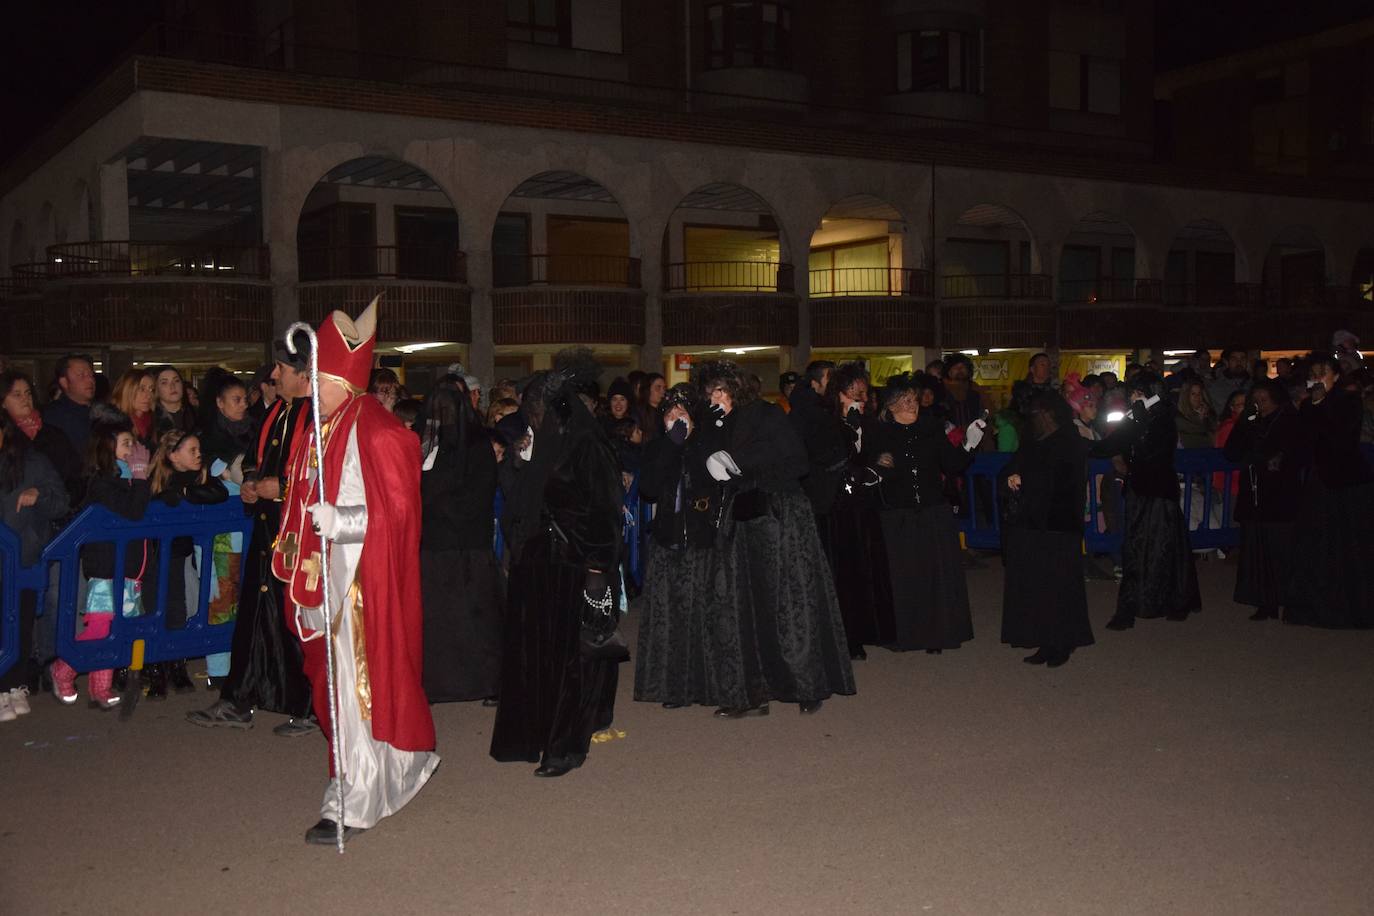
[{"xmin": 50, "ymin": 405, "xmax": 151, "ymax": 709}]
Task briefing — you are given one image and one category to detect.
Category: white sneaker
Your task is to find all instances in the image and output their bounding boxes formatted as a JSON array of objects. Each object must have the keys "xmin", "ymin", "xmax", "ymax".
[
  {"xmin": 0, "ymin": 694, "xmax": 16, "ymax": 723},
  {"xmin": 8, "ymin": 686, "xmax": 31, "ymax": 715}
]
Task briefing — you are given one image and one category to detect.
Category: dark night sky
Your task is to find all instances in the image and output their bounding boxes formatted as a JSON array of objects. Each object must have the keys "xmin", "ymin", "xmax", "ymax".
[{"xmin": 0, "ymin": 1, "xmax": 1371, "ymax": 166}]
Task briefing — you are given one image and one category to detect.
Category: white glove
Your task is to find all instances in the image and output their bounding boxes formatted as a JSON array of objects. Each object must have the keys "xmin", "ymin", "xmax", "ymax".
[
  {"xmin": 963, "ymin": 418, "xmax": 987, "ymax": 452},
  {"xmin": 227, "ymin": 454, "xmax": 246, "ymax": 486},
  {"xmin": 706, "ymin": 450, "xmax": 742, "ymax": 482},
  {"xmin": 308, "ymin": 503, "xmax": 337, "ymax": 539},
  {"xmin": 518, "ymin": 427, "xmax": 534, "ymax": 462}
]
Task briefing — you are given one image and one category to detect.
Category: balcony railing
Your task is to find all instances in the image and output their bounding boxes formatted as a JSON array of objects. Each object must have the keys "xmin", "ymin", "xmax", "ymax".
[
  {"xmin": 43, "ymin": 242, "xmax": 270, "ymax": 280},
  {"xmin": 1163, "ymin": 282, "xmax": 1262, "ymax": 309},
  {"xmin": 664, "ymin": 261, "xmax": 795, "ymax": 293},
  {"xmin": 298, "ymin": 245, "xmax": 467, "ymax": 283},
  {"xmin": 493, "ymin": 254, "xmax": 641, "ymax": 288},
  {"xmin": 809, "ymin": 267, "xmax": 932, "ymax": 298},
  {"xmin": 940, "ymin": 273, "xmax": 1052, "ymax": 300},
  {"xmin": 1057, "ymin": 277, "xmax": 1162, "ymax": 304}
]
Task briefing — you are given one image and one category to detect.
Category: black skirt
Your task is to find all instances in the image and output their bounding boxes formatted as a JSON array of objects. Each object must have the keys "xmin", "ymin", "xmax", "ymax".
[
  {"xmin": 421, "ymin": 547, "xmax": 504, "ymax": 703},
  {"xmin": 634, "ymin": 543, "xmax": 754, "ymax": 707},
  {"xmin": 817, "ymin": 498, "xmax": 896, "ymax": 652},
  {"xmin": 1001, "ymin": 529, "xmax": 1094, "ymax": 650},
  {"xmin": 219, "ymin": 523, "xmax": 311, "ymax": 717},
  {"xmin": 879, "ymin": 505, "xmax": 973, "ymax": 650},
  {"xmin": 1233, "ymin": 521, "xmax": 1294, "ymax": 611},
  {"xmin": 490, "ymin": 531, "xmax": 621, "ymax": 770},
  {"xmin": 729, "ymin": 490, "xmax": 855, "ymax": 704},
  {"xmin": 1286, "ymin": 479, "xmax": 1374, "ymax": 628},
  {"xmin": 1116, "ymin": 491, "xmax": 1201, "ymax": 620}
]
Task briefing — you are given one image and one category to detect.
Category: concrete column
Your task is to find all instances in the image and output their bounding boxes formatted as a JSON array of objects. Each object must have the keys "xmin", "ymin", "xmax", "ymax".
[
  {"xmin": 911, "ymin": 347, "xmax": 932, "ymax": 373},
  {"xmin": 639, "ymin": 242, "xmax": 663, "ymax": 374},
  {"xmin": 97, "ymin": 163, "xmax": 129, "ymax": 241},
  {"xmin": 375, "ymin": 201, "xmax": 397, "ymax": 248},
  {"xmin": 260, "ymin": 150, "xmax": 302, "ymax": 340},
  {"xmin": 466, "ymin": 246, "xmax": 496, "ymax": 387}
]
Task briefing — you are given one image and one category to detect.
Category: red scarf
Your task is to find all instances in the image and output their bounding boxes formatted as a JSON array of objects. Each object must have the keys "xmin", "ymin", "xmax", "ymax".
[
  {"xmin": 15, "ymin": 411, "xmax": 41, "ymax": 440},
  {"xmin": 132, "ymin": 411, "xmax": 153, "ymax": 442}
]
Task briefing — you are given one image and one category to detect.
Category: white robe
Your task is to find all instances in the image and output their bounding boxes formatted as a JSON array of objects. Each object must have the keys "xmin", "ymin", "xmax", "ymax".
[{"xmin": 299, "ymin": 427, "xmax": 439, "ymax": 829}]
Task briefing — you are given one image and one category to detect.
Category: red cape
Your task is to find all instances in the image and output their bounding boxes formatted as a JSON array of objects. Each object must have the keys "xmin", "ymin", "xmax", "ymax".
[{"xmin": 280, "ymin": 395, "xmax": 435, "ymax": 752}]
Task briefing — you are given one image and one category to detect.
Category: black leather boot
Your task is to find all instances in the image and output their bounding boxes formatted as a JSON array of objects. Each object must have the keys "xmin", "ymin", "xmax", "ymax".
[
  {"xmin": 144, "ymin": 663, "xmax": 168, "ymax": 701},
  {"xmin": 167, "ymin": 659, "xmax": 196, "ymax": 694}
]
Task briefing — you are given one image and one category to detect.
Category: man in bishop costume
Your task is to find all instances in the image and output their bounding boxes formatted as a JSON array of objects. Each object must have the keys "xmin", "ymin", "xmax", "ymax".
[{"xmin": 273, "ymin": 299, "xmax": 438, "ymax": 845}]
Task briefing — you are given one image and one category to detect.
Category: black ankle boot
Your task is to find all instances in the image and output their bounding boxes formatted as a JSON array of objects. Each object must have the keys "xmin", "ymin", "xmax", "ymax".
[
  {"xmin": 168, "ymin": 660, "xmax": 196, "ymax": 694},
  {"xmin": 144, "ymin": 664, "xmax": 168, "ymax": 701}
]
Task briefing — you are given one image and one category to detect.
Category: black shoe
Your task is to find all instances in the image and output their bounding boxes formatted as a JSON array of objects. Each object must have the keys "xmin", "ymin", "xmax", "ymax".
[
  {"xmin": 1250, "ymin": 606, "xmax": 1278, "ymax": 621},
  {"xmin": 1165, "ymin": 612, "xmax": 1189, "ymax": 622},
  {"xmin": 168, "ymin": 660, "xmax": 196, "ymax": 694},
  {"xmin": 273, "ymin": 717, "xmax": 319, "ymax": 737},
  {"xmin": 186, "ymin": 700, "xmax": 254, "ymax": 729},
  {"xmin": 1104, "ymin": 616, "xmax": 1134, "ymax": 631},
  {"xmin": 713, "ymin": 704, "xmax": 769, "ymax": 719},
  {"xmin": 1045, "ymin": 649, "xmax": 1072, "ymax": 669},
  {"xmin": 143, "ymin": 664, "xmax": 168, "ymax": 701},
  {"xmin": 205, "ymin": 676, "xmax": 227, "ymax": 691},
  {"xmin": 799, "ymin": 700, "xmax": 823, "ymax": 715},
  {"xmin": 1023, "ymin": 650, "xmax": 1048, "ymax": 665},
  {"xmin": 533, "ymin": 763, "xmax": 572, "ymax": 778},
  {"xmin": 304, "ymin": 818, "xmax": 365, "ymax": 845},
  {"xmin": 925, "ymin": 648, "xmax": 943, "ymax": 655},
  {"xmin": 661, "ymin": 702, "xmax": 687, "ymax": 709},
  {"xmin": 850, "ymin": 647, "xmax": 867, "ymax": 661},
  {"xmin": 481, "ymin": 697, "xmax": 499, "ymax": 708}
]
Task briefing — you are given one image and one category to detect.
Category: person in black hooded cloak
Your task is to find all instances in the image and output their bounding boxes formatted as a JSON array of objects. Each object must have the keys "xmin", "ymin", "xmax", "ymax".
[
  {"xmin": 489, "ymin": 349, "xmax": 627, "ymax": 777},
  {"xmin": 417, "ymin": 374, "xmax": 504, "ymax": 704}
]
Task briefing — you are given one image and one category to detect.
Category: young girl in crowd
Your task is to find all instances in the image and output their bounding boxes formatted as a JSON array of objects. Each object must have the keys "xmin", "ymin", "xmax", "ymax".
[
  {"xmin": 144, "ymin": 430, "xmax": 227, "ymax": 698},
  {"xmin": 50, "ymin": 406, "xmax": 151, "ymax": 709}
]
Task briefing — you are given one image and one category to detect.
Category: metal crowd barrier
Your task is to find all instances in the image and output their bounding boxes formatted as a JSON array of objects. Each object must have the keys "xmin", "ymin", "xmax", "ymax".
[{"xmin": 0, "ymin": 499, "xmax": 252, "ymax": 679}]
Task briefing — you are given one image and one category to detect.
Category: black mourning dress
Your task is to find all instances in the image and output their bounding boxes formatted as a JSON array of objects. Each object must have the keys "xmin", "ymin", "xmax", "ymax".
[
  {"xmin": 633, "ymin": 415, "xmax": 748, "ymax": 706},
  {"xmin": 866, "ymin": 412, "xmax": 974, "ymax": 650},
  {"xmin": 419, "ymin": 388, "xmax": 504, "ymax": 702},
  {"xmin": 719, "ymin": 398, "xmax": 855, "ymax": 705},
  {"xmin": 219, "ymin": 398, "xmax": 312, "ymax": 717},
  {"xmin": 490, "ymin": 392, "xmax": 624, "ymax": 771},
  {"xmin": 1091, "ymin": 402, "xmax": 1201, "ymax": 623},
  {"xmin": 793, "ymin": 399, "xmax": 895, "ymax": 656},
  {"xmin": 1223, "ymin": 406, "xmax": 1301, "ymax": 617},
  {"xmin": 999, "ymin": 423, "xmax": 1094, "ymax": 653},
  {"xmin": 1286, "ymin": 388, "xmax": 1374, "ymax": 628}
]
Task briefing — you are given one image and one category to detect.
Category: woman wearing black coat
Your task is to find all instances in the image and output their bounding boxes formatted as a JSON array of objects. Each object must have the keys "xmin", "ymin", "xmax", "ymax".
[
  {"xmin": 795, "ymin": 363, "xmax": 894, "ymax": 660},
  {"xmin": 418, "ymin": 377, "xmax": 504, "ymax": 704},
  {"xmin": 1090, "ymin": 371, "xmax": 1201, "ymax": 628},
  {"xmin": 1000, "ymin": 391, "xmax": 1094, "ymax": 667},
  {"xmin": 696, "ymin": 360, "xmax": 854, "ymax": 716},
  {"xmin": 633, "ymin": 383, "xmax": 743, "ymax": 708},
  {"xmin": 0, "ymin": 412, "xmax": 71, "ymax": 701},
  {"xmin": 1223, "ymin": 379, "xmax": 1302, "ymax": 621},
  {"xmin": 866, "ymin": 373, "xmax": 981, "ymax": 653},
  {"xmin": 1285, "ymin": 356, "xmax": 1374, "ymax": 629}
]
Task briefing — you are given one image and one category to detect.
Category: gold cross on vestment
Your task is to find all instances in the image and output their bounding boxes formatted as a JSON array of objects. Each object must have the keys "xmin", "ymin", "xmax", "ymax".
[
  {"xmin": 276, "ymin": 531, "xmax": 300, "ymax": 569},
  {"xmin": 301, "ymin": 551, "xmax": 323, "ymax": 591}
]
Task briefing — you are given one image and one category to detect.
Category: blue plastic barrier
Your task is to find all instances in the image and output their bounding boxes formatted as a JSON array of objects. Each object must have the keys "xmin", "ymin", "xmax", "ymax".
[
  {"xmin": 40, "ymin": 499, "xmax": 252, "ymax": 674},
  {"xmin": 0, "ymin": 519, "xmax": 51, "ymax": 679}
]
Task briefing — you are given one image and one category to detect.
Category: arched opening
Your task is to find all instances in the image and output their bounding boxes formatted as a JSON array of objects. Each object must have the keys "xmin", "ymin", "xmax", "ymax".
[
  {"xmin": 1057, "ymin": 213, "xmax": 1140, "ymax": 303},
  {"xmin": 941, "ymin": 204, "xmax": 1044, "ymax": 299},
  {"xmin": 491, "ymin": 171, "xmax": 635, "ymax": 288},
  {"xmin": 662, "ymin": 183, "xmax": 788, "ymax": 292},
  {"xmin": 298, "ymin": 157, "xmax": 463, "ymax": 282},
  {"xmin": 1164, "ymin": 220, "xmax": 1243, "ymax": 307},
  {"xmin": 1262, "ymin": 225, "xmax": 1325, "ymax": 309},
  {"xmin": 808, "ymin": 195, "xmax": 917, "ymax": 297},
  {"xmin": 1353, "ymin": 248, "xmax": 1374, "ymax": 306}
]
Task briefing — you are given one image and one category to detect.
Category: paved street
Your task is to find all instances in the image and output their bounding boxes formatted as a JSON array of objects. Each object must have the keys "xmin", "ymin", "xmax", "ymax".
[{"xmin": 3, "ymin": 561, "xmax": 1372, "ymax": 915}]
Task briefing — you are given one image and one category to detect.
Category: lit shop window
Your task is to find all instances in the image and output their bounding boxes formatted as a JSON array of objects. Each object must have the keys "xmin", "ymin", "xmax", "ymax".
[
  {"xmin": 896, "ymin": 30, "xmax": 984, "ymax": 94},
  {"xmin": 706, "ymin": 1, "xmax": 792, "ymax": 70},
  {"xmin": 1049, "ymin": 51, "xmax": 1121, "ymax": 114}
]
